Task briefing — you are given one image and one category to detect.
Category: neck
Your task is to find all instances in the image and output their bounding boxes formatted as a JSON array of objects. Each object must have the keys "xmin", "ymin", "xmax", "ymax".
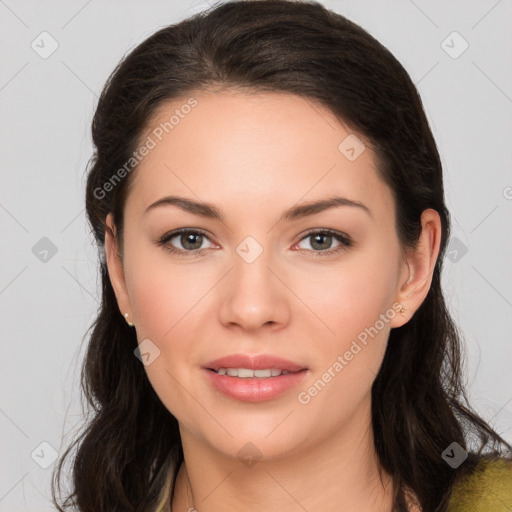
[{"xmin": 170, "ymin": 401, "xmax": 394, "ymax": 512}]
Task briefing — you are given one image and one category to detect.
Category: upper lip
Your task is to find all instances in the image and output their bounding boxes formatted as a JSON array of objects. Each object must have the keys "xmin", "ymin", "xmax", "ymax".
[{"xmin": 203, "ymin": 354, "xmax": 307, "ymax": 372}]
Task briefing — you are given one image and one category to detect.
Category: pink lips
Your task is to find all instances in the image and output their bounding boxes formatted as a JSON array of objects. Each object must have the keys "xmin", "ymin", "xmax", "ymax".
[
  {"xmin": 202, "ymin": 353, "xmax": 309, "ymax": 402},
  {"xmin": 204, "ymin": 353, "xmax": 307, "ymax": 373}
]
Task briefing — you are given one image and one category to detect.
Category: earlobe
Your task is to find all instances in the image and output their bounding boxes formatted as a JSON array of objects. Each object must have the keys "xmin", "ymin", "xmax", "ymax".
[
  {"xmin": 390, "ymin": 208, "xmax": 442, "ymax": 328},
  {"xmin": 104, "ymin": 213, "xmax": 133, "ymax": 324}
]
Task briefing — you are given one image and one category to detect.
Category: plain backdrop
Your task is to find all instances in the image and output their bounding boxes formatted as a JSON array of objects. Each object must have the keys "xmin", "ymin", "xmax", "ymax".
[{"xmin": 1, "ymin": 0, "xmax": 511, "ymax": 510}]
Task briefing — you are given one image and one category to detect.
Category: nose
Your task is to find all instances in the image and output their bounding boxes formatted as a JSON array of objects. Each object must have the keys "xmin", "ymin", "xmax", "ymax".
[{"xmin": 217, "ymin": 245, "xmax": 291, "ymax": 333}]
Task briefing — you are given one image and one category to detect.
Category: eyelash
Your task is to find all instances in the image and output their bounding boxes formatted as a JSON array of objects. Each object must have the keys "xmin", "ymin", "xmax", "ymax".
[{"xmin": 156, "ymin": 228, "xmax": 352, "ymax": 258}]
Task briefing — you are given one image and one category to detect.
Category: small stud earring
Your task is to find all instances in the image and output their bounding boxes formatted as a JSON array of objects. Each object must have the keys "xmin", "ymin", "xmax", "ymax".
[
  {"xmin": 124, "ymin": 312, "xmax": 134, "ymax": 327},
  {"xmin": 399, "ymin": 306, "xmax": 407, "ymax": 317}
]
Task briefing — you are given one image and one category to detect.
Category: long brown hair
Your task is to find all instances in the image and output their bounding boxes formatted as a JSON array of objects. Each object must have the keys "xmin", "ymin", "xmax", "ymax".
[{"xmin": 52, "ymin": 1, "xmax": 511, "ymax": 510}]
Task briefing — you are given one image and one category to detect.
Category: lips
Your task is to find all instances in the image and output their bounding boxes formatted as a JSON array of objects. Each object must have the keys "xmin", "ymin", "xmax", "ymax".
[
  {"xmin": 202, "ymin": 353, "xmax": 309, "ymax": 402},
  {"xmin": 203, "ymin": 353, "xmax": 307, "ymax": 373}
]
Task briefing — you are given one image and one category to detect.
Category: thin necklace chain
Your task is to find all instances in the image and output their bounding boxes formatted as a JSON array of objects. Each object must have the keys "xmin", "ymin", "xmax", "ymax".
[{"xmin": 185, "ymin": 467, "xmax": 195, "ymax": 511}]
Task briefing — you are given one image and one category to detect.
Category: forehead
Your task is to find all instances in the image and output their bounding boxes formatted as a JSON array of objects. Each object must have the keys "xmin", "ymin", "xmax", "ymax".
[{"xmin": 125, "ymin": 90, "xmax": 393, "ymax": 220}]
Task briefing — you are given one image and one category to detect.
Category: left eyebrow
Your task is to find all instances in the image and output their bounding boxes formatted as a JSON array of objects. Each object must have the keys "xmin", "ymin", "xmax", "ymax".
[
  {"xmin": 280, "ymin": 196, "xmax": 372, "ymax": 221},
  {"xmin": 143, "ymin": 195, "xmax": 372, "ymax": 222}
]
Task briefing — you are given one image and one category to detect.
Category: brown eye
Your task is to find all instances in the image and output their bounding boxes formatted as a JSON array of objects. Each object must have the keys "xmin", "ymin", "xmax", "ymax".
[{"xmin": 157, "ymin": 229, "xmax": 214, "ymax": 257}]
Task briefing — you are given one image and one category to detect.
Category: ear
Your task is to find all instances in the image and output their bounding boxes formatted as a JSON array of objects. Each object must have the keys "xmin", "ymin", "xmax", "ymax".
[
  {"xmin": 390, "ymin": 208, "xmax": 442, "ymax": 328},
  {"xmin": 104, "ymin": 213, "xmax": 134, "ymax": 326}
]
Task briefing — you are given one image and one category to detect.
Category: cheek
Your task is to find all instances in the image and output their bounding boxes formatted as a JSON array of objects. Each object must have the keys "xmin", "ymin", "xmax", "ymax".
[
  {"xmin": 298, "ymin": 241, "xmax": 400, "ymax": 346},
  {"xmin": 126, "ymin": 260, "xmax": 205, "ymax": 417},
  {"xmin": 124, "ymin": 234, "xmax": 212, "ymax": 341},
  {"xmin": 294, "ymin": 240, "xmax": 400, "ymax": 406},
  {"xmin": 295, "ymin": 285, "xmax": 392, "ymax": 428},
  {"xmin": 121, "ymin": 240, "xmax": 202, "ymax": 383},
  {"xmin": 129, "ymin": 266, "xmax": 190, "ymax": 341}
]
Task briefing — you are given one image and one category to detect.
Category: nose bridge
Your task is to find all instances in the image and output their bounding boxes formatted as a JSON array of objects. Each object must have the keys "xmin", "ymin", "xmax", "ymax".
[{"xmin": 218, "ymin": 234, "xmax": 289, "ymax": 330}]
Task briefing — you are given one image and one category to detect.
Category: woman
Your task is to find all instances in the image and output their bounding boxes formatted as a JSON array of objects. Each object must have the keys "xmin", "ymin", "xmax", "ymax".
[{"xmin": 52, "ymin": 1, "xmax": 512, "ymax": 511}]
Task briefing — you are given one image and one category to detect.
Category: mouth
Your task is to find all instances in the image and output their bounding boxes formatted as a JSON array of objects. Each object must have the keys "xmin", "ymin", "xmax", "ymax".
[
  {"xmin": 206, "ymin": 367, "xmax": 302, "ymax": 378},
  {"xmin": 202, "ymin": 354, "xmax": 309, "ymax": 402}
]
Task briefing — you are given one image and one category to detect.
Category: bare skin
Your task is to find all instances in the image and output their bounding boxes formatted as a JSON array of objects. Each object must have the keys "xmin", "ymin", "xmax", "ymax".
[{"xmin": 105, "ymin": 90, "xmax": 440, "ymax": 511}]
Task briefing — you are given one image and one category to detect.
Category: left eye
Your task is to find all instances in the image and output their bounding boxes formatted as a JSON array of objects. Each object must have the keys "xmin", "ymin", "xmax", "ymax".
[
  {"xmin": 295, "ymin": 230, "xmax": 352, "ymax": 256},
  {"xmin": 157, "ymin": 228, "xmax": 352, "ymax": 257}
]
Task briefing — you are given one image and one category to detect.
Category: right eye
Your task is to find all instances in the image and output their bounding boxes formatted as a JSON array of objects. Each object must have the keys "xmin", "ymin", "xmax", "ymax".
[{"xmin": 157, "ymin": 228, "xmax": 216, "ymax": 257}]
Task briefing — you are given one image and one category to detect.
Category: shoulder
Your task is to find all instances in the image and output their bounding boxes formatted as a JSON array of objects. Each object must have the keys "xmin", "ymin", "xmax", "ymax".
[{"xmin": 447, "ymin": 457, "xmax": 512, "ymax": 512}]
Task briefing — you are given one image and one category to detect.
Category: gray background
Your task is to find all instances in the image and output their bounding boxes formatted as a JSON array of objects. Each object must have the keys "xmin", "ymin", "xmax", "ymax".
[{"xmin": 1, "ymin": 0, "xmax": 511, "ymax": 510}]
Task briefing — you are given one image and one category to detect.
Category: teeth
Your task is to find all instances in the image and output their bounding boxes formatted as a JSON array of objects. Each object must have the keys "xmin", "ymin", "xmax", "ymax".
[{"xmin": 216, "ymin": 368, "xmax": 290, "ymax": 378}]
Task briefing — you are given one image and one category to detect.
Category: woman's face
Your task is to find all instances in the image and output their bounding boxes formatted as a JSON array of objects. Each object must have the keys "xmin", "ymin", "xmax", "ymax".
[{"xmin": 107, "ymin": 90, "xmax": 412, "ymax": 461}]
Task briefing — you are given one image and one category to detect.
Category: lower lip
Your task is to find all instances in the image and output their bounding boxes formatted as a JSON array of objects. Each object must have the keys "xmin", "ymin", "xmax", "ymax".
[{"xmin": 202, "ymin": 368, "xmax": 309, "ymax": 402}]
